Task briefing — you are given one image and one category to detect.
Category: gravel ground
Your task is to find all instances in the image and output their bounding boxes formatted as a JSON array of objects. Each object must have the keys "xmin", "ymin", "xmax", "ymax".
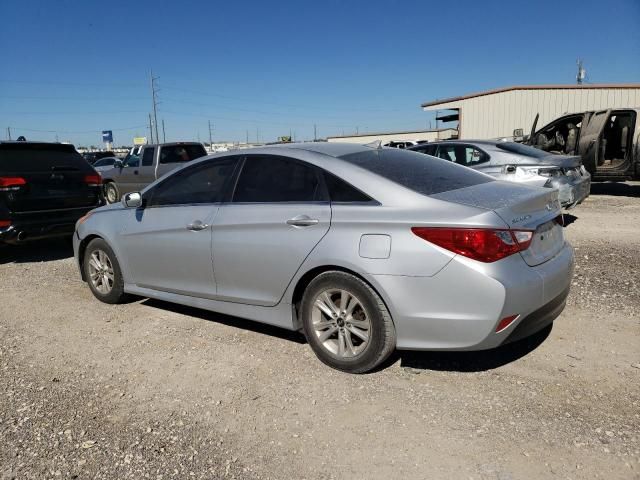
[{"xmin": 1, "ymin": 182, "xmax": 639, "ymax": 480}]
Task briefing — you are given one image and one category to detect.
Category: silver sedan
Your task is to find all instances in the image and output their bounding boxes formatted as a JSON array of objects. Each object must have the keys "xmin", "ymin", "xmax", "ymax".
[
  {"xmin": 410, "ymin": 140, "xmax": 591, "ymax": 209},
  {"xmin": 73, "ymin": 143, "xmax": 574, "ymax": 373}
]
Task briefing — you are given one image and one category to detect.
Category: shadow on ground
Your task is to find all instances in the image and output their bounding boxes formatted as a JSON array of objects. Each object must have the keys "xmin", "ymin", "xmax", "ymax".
[
  {"xmin": 141, "ymin": 298, "xmax": 307, "ymax": 345},
  {"xmin": 590, "ymin": 181, "xmax": 640, "ymax": 197},
  {"xmin": 0, "ymin": 238, "xmax": 74, "ymax": 265},
  {"xmin": 393, "ymin": 324, "xmax": 552, "ymax": 373}
]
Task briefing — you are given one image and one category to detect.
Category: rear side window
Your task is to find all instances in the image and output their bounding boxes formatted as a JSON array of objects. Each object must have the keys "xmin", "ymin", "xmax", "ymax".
[
  {"xmin": 0, "ymin": 143, "xmax": 90, "ymax": 173},
  {"xmin": 147, "ymin": 157, "xmax": 238, "ymax": 206},
  {"xmin": 339, "ymin": 148, "xmax": 492, "ymax": 196},
  {"xmin": 159, "ymin": 144, "xmax": 207, "ymax": 164},
  {"xmin": 141, "ymin": 147, "xmax": 155, "ymax": 166},
  {"xmin": 323, "ymin": 171, "xmax": 373, "ymax": 203},
  {"xmin": 233, "ymin": 156, "xmax": 323, "ymax": 203}
]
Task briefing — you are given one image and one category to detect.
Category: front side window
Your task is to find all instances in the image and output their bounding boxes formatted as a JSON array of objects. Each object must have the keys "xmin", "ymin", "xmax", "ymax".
[
  {"xmin": 141, "ymin": 147, "xmax": 155, "ymax": 166},
  {"xmin": 147, "ymin": 157, "xmax": 238, "ymax": 206},
  {"xmin": 233, "ymin": 156, "xmax": 323, "ymax": 203},
  {"xmin": 124, "ymin": 155, "xmax": 140, "ymax": 167}
]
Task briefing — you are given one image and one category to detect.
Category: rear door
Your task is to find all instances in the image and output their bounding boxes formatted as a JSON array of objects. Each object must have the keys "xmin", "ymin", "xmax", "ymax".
[
  {"xmin": 135, "ymin": 146, "xmax": 156, "ymax": 190},
  {"xmin": 0, "ymin": 143, "xmax": 101, "ymax": 213},
  {"xmin": 578, "ymin": 109, "xmax": 611, "ymax": 173},
  {"xmin": 211, "ymin": 154, "xmax": 331, "ymax": 306}
]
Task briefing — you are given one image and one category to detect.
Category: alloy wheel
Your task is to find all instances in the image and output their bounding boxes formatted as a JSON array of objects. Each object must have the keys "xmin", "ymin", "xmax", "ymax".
[
  {"xmin": 311, "ymin": 288, "xmax": 371, "ymax": 358},
  {"xmin": 88, "ymin": 249, "xmax": 115, "ymax": 294}
]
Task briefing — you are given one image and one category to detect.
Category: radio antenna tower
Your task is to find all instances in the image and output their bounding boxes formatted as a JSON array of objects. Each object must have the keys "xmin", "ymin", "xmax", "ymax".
[{"xmin": 576, "ymin": 59, "xmax": 586, "ymax": 85}]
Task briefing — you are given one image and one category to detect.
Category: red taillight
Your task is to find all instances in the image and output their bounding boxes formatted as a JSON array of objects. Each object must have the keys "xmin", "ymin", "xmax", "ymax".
[
  {"xmin": 0, "ymin": 220, "xmax": 11, "ymax": 228},
  {"xmin": 0, "ymin": 176, "xmax": 26, "ymax": 191},
  {"xmin": 496, "ymin": 314, "xmax": 519, "ymax": 333},
  {"xmin": 411, "ymin": 227, "xmax": 533, "ymax": 263},
  {"xmin": 83, "ymin": 174, "xmax": 102, "ymax": 186}
]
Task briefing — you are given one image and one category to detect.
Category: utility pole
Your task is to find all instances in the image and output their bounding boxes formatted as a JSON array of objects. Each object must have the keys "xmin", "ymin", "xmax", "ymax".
[
  {"xmin": 6, "ymin": 127, "xmax": 11, "ymax": 140},
  {"xmin": 246, "ymin": 130, "xmax": 249, "ymax": 145},
  {"xmin": 256, "ymin": 127, "xmax": 259, "ymax": 143},
  {"xmin": 150, "ymin": 69, "xmax": 160, "ymax": 145},
  {"xmin": 356, "ymin": 126, "xmax": 359, "ymax": 135},
  {"xmin": 162, "ymin": 119, "xmax": 166, "ymax": 142},
  {"xmin": 314, "ymin": 124, "xmax": 317, "ymax": 141},
  {"xmin": 148, "ymin": 114, "xmax": 154, "ymax": 144},
  {"xmin": 208, "ymin": 120, "xmax": 213, "ymax": 150}
]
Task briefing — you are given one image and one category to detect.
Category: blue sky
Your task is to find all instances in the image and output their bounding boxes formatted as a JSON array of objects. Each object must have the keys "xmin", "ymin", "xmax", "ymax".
[{"xmin": 1, "ymin": 0, "xmax": 639, "ymax": 146}]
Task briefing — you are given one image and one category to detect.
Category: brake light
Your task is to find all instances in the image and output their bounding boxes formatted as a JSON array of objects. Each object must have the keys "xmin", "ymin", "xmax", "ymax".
[
  {"xmin": 496, "ymin": 314, "xmax": 519, "ymax": 333},
  {"xmin": 0, "ymin": 220, "xmax": 11, "ymax": 228},
  {"xmin": 411, "ymin": 227, "xmax": 534, "ymax": 263},
  {"xmin": 83, "ymin": 174, "xmax": 102, "ymax": 187},
  {"xmin": 0, "ymin": 176, "xmax": 26, "ymax": 191}
]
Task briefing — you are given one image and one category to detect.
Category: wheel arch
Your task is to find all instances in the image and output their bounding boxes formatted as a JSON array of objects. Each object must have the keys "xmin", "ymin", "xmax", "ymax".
[
  {"xmin": 289, "ymin": 264, "xmax": 395, "ymax": 332},
  {"xmin": 77, "ymin": 234, "xmax": 104, "ymax": 281}
]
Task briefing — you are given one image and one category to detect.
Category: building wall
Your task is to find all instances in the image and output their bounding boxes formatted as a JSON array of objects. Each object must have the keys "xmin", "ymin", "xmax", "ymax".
[
  {"xmin": 424, "ymin": 87, "xmax": 640, "ymax": 139},
  {"xmin": 327, "ymin": 128, "xmax": 457, "ymax": 144}
]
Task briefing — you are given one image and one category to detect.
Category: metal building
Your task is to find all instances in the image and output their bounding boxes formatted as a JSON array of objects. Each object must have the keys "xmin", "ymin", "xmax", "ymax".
[
  {"xmin": 326, "ymin": 128, "xmax": 457, "ymax": 144},
  {"xmin": 421, "ymin": 84, "xmax": 640, "ymax": 139}
]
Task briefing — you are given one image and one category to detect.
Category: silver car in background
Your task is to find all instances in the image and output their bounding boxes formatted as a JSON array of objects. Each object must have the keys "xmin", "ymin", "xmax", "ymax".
[
  {"xmin": 73, "ymin": 143, "xmax": 574, "ymax": 373},
  {"xmin": 410, "ymin": 140, "xmax": 591, "ymax": 208}
]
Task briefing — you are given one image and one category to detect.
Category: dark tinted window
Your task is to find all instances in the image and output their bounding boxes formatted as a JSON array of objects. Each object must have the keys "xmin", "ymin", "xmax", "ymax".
[
  {"xmin": 159, "ymin": 144, "xmax": 207, "ymax": 164},
  {"xmin": 233, "ymin": 156, "xmax": 323, "ymax": 203},
  {"xmin": 323, "ymin": 171, "xmax": 373, "ymax": 203},
  {"xmin": 410, "ymin": 144, "xmax": 437, "ymax": 155},
  {"xmin": 148, "ymin": 157, "xmax": 238, "ymax": 206},
  {"xmin": 0, "ymin": 143, "xmax": 90, "ymax": 173},
  {"xmin": 141, "ymin": 147, "xmax": 155, "ymax": 166},
  {"xmin": 339, "ymin": 148, "xmax": 492, "ymax": 196}
]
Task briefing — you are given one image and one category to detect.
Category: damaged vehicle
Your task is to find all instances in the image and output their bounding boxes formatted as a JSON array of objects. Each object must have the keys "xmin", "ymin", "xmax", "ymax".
[
  {"xmin": 409, "ymin": 140, "xmax": 590, "ymax": 209},
  {"xmin": 522, "ymin": 108, "xmax": 639, "ymax": 180}
]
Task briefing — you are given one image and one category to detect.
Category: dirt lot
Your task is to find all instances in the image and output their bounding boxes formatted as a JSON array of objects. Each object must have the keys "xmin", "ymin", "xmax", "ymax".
[{"xmin": 1, "ymin": 182, "xmax": 639, "ymax": 480}]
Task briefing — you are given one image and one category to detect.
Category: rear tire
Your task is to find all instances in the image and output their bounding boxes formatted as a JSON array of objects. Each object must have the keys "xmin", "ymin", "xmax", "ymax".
[
  {"xmin": 300, "ymin": 271, "xmax": 396, "ymax": 373},
  {"xmin": 83, "ymin": 238, "xmax": 129, "ymax": 304},
  {"xmin": 104, "ymin": 182, "xmax": 120, "ymax": 204}
]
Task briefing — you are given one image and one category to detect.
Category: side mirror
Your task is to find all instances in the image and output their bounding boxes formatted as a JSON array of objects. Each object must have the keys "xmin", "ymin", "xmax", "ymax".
[
  {"xmin": 114, "ymin": 159, "xmax": 123, "ymax": 168},
  {"xmin": 513, "ymin": 128, "xmax": 524, "ymax": 142},
  {"xmin": 122, "ymin": 192, "xmax": 142, "ymax": 208}
]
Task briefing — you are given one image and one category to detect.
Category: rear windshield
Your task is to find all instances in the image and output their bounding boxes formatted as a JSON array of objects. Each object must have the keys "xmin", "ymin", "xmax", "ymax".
[
  {"xmin": 339, "ymin": 148, "xmax": 493, "ymax": 196},
  {"xmin": 159, "ymin": 144, "xmax": 207, "ymax": 164},
  {"xmin": 495, "ymin": 142, "xmax": 549, "ymax": 159},
  {"xmin": 0, "ymin": 143, "xmax": 90, "ymax": 173}
]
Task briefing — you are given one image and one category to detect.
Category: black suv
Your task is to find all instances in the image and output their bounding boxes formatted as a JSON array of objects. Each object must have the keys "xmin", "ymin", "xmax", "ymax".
[{"xmin": 0, "ymin": 142, "xmax": 103, "ymax": 244}]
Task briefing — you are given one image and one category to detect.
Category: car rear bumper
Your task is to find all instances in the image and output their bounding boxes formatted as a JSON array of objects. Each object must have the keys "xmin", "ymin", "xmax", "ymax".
[
  {"xmin": 368, "ymin": 242, "xmax": 574, "ymax": 351},
  {"xmin": 550, "ymin": 171, "xmax": 591, "ymax": 208},
  {"xmin": 0, "ymin": 206, "xmax": 98, "ymax": 244}
]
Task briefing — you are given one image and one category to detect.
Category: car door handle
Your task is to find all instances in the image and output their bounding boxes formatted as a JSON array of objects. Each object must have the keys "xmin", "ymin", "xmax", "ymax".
[
  {"xmin": 286, "ymin": 215, "xmax": 319, "ymax": 227},
  {"xmin": 186, "ymin": 220, "xmax": 210, "ymax": 231}
]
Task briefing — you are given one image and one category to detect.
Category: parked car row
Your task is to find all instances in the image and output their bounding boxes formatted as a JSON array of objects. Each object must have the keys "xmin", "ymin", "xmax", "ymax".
[{"xmin": 73, "ymin": 143, "xmax": 574, "ymax": 373}]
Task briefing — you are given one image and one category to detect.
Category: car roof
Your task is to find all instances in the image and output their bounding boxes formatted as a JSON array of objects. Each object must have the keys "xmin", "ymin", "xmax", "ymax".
[{"xmin": 269, "ymin": 142, "xmax": 374, "ymax": 158}]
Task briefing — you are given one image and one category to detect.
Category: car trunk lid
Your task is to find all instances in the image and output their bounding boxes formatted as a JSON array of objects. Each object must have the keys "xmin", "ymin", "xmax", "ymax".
[{"xmin": 431, "ymin": 181, "xmax": 564, "ymax": 266}]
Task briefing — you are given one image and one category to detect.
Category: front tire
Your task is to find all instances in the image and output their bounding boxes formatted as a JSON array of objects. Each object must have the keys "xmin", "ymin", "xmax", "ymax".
[
  {"xmin": 83, "ymin": 238, "xmax": 129, "ymax": 304},
  {"xmin": 104, "ymin": 182, "xmax": 120, "ymax": 204},
  {"xmin": 300, "ymin": 271, "xmax": 396, "ymax": 373}
]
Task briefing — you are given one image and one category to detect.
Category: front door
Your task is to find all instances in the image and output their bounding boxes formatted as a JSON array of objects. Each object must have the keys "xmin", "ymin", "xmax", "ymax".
[
  {"xmin": 211, "ymin": 155, "xmax": 331, "ymax": 306},
  {"xmin": 578, "ymin": 109, "xmax": 611, "ymax": 174},
  {"xmin": 118, "ymin": 156, "xmax": 240, "ymax": 297}
]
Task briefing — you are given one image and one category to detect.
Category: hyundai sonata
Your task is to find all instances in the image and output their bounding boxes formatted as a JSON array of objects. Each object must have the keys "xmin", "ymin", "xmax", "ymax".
[{"xmin": 74, "ymin": 143, "xmax": 574, "ymax": 373}]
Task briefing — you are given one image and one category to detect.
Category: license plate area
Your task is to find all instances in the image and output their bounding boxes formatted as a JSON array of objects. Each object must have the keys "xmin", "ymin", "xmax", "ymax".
[{"xmin": 520, "ymin": 219, "xmax": 565, "ymax": 266}]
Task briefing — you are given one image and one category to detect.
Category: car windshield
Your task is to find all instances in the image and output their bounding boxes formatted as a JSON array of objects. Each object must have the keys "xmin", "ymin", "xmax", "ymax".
[
  {"xmin": 339, "ymin": 148, "xmax": 493, "ymax": 196},
  {"xmin": 495, "ymin": 142, "xmax": 549, "ymax": 159}
]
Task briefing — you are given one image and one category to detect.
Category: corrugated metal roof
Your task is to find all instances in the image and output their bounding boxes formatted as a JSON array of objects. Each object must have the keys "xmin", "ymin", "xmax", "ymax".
[{"xmin": 421, "ymin": 84, "xmax": 640, "ymax": 108}]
